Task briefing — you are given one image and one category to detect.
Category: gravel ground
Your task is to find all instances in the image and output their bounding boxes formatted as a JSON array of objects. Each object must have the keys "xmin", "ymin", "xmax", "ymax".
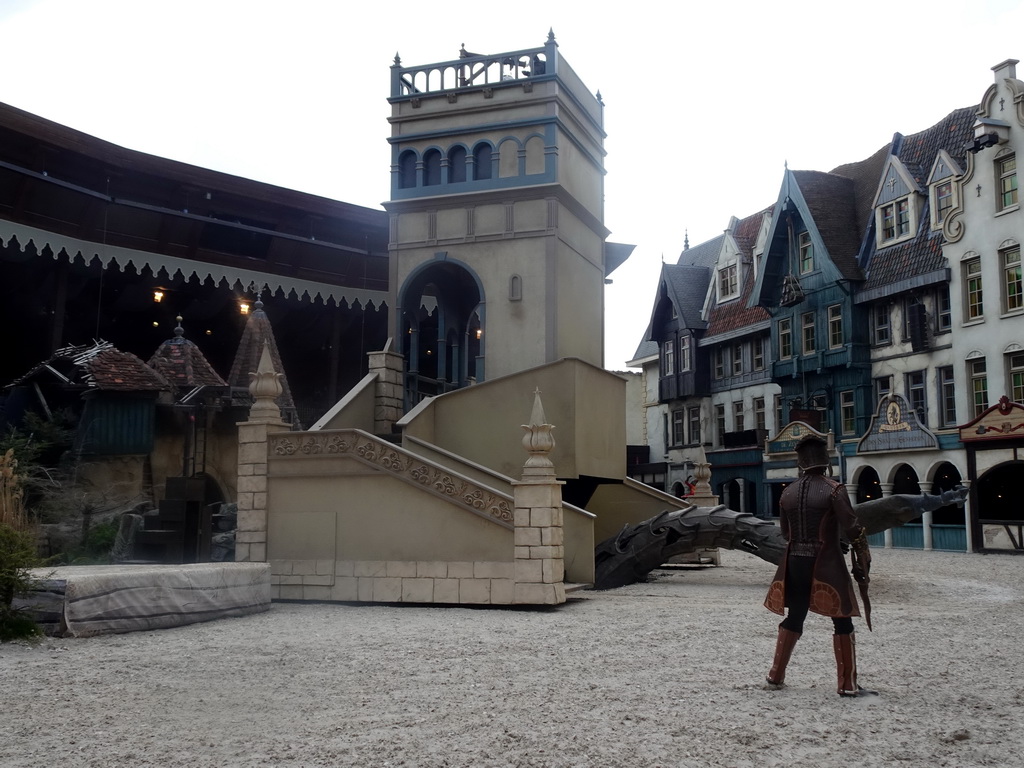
[{"xmin": 2, "ymin": 548, "xmax": 1022, "ymax": 768}]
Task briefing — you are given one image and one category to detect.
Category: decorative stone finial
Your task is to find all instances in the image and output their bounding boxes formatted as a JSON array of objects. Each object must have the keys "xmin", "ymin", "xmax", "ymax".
[
  {"xmin": 521, "ymin": 388, "xmax": 555, "ymax": 477},
  {"xmin": 248, "ymin": 341, "xmax": 283, "ymax": 421},
  {"xmin": 174, "ymin": 316, "xmax": 184, "ymax": 338}
]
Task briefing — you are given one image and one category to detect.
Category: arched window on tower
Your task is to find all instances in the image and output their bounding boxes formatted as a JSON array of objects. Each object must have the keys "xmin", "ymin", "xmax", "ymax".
[
  {"xmin": 398, "ymin": 150, "xmax": 417, "ymax": 189},
  {"xmin": 423, "ymin": 149, "xmax": 442, "ymax": 186},
  {"xmin": 473, "ymin": 143, "xmax": 493, "ymax": 180},
  {"xmin": 448, "ymin": 146, "xmax": 467, "ymax": 183}
]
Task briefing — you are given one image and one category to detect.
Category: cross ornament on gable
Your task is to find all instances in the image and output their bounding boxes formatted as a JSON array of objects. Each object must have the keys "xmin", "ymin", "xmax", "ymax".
[
  {"xmin": 1000, "ymin": 97, "xmax": 1005, "ymax": 111},
  {"xmin": 977, "ymin": 184, "xmax": 982, "ymax": 197},
  {"xmin": 886, "ymin": 176, "xmax": 897, "ymax": 193}
]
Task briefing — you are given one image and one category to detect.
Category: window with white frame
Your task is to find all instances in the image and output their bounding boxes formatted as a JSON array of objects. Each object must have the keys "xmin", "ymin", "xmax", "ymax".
[
  {"xmin": 679, "ymin": 335, "xmax": 691, "ymax": 372},
  {"xmin": 753, "ymin": 336, "xmax": 765, "ymax": 371},
  {"xmin": 1003, "ymin": 245, "xmax": 1022, "ymax": 313},
  {"xmin": 881, "ymin": 197, "xmax": 911, "ymax": 241},
  {"xmin": 934, "ymin": 180, "xmax": 955, "ymax": 226},
  {"xmin": 936, "ymin": 286, "xmax": 952, "ymax": 332},
  {"xmin": 713, "ymin": 347, "xmax": 725, "ymax": 379},
  {"xmin": 671, "ymin": 409, "xmax": 685, "ymax": 446},
  {"xmin": 998, "ymin": 154, "xmax": 1018, "ymax": 211},
  {"xmin": 828, "ymin": 304, "xmax": 843, "ymax": 349},
  {"xmin": 872, "ymin": 303, "xmax": 891, "ymax": 345},
  {"xmin": 964, "ymin": 256, "xmax": 984, "ymax": 321},
  {"xmin": 938, "ymin": 366, "xmax": 956, "ymax": 428},
  {"xmin": 687, "ymin": 406, "xmax": 701, "ymax": 445},
  {"xmin": 799, "ymin": 231, "xmax": 814, "ymax": 274},
  {"xmin": 732, "ymin": 343, "xmax": 743, "ymax": 376},
  {"xmin": 1009, "ymin": 353, "xmax": 1024, "ymax": 404},
  {"xmin": 715, "ymin": 404, "xmax": 726, "ymax": 447},
  {"xmin": 970, "ymin": 358, "xmax": 988, "ymax": 417},
  {"xmin": 906, "ymin": 370, "xmax": 927, "ymax": 425},
  {"xmin": 840, "ymin": 390, "xmax": 856, "ymax": 435},
  {"xmin": 778, "ymin": 318, "xmax": 792, "ymax": 360},
  {"xmin": 754, "ymin": 396, "xmax": 766, "ymax": 432},
  {"xmin": 718, "ymin": 264, "xmax": 739, "ymax": 300},
  {"xmin": 801, "ymin": 312, "xmax": 816, "ymax": 355},
  {"xmin": 775, "ymin": 394, "xmax": 784, "ymax": 429},
  {"xmin": 733, "ymin": 401, "xmax": 745, "ymax": 432},
  {"xmin": 662, "ymin": 338, "xmax": 675, "ymax": 377}
]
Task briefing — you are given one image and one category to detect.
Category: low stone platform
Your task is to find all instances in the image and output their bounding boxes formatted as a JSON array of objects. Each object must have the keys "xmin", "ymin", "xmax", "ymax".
[{"xmin": 20, "ymin": 562, "xmax": 271, "ymax": 637}]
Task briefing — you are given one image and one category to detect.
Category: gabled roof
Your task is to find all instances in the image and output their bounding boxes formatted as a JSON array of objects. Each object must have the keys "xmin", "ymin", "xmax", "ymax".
[
  {"xmin": 790, "ymin": 170, "xmax": 864, "ymax": 280},
  {"xmin": 663, "ymin": 264, "xmax": 712, "ymax": 330},
  {"xmin": 10, "ymin": 341, "xmax": 171, "ymax": 393},
  {"xmin": 147, "ymin": 319, "xmax": 228, "ymax": 390},
  {"xmin": 705, "ymin": 208, "xmax": 773, "ymax": 341},
  {"xmin": 861, "ymin": 106, "xmax": 977, "ymax": 297},
  {"xmin": 829, "ymin": 142, "xmax": 892, "ymax": 239},
  {"xmin": 750, "ymin": 169, "xmax": 864, "ymax": 308},
  {"xmin": 632, "ymin": 262, "xmax": 711, "ymax": 361},
  {"xmin": 676, "ymin": 234, "xmax": 724, "ymax": 268}
]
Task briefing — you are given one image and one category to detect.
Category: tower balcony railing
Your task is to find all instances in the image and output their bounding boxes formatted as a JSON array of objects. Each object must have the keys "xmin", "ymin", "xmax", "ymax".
[{"xmin": 391, "ymin": 41, "xmax": 553, "ymax": 98}]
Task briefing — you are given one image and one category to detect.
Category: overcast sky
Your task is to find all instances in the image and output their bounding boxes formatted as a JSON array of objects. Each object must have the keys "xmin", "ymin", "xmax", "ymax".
[{"xmin": 2, "ymin": 0, "xmax": 1021, "ymax": 368}]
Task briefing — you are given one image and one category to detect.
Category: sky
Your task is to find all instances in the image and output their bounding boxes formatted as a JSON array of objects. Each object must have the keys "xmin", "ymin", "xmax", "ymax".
[{"xmin": 2, "ymin": 0, "xmax": 1022, "ymax": 369}]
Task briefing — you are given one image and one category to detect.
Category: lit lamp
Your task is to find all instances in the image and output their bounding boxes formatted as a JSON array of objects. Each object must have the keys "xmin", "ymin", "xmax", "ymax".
[
  {"xmin": 153, "ymin": 290, "xmax": 164, "ymax": 303},
  {"xmin": 239, "ymin": 302, "xmax": 250, "ymax": 315}
]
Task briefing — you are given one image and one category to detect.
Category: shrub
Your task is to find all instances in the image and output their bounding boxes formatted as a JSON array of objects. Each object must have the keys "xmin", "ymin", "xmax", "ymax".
[
  {"xmin": 0, "ymin": 523, "xmax": 43, "ymax": 642},
  {"xmin": 0, "ymin": 448, "xmax": 44, "ymax": 642}
]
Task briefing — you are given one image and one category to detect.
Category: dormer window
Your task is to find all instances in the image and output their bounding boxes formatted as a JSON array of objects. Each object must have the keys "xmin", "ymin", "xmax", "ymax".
[
  {"xmin": 927, "ymin": 152, "xmax": 962, "ymax": 230},
  {"xmin": 882, "ymin": 198, "xmax": 910, "ymax": 240},
  {"xmin": 934, "ymin": 181, "xmax": 954, "ymax": 226},
  {"xmin": 798, "ymin": 232, "xmax": 814, "ymax": 274},
  {"xmin": 718, "ymin": 264, "xmax": 738, "ymax": 300}
]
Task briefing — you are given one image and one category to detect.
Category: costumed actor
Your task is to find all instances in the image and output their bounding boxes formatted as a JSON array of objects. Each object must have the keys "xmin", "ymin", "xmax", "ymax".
[{"xmin": 763, "ymin": 433, "xmax": 877, "ymax": 697}]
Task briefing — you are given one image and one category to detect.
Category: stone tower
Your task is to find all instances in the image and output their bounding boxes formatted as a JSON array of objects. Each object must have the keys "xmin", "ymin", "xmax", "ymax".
[{"xmin": 385, "ymin": 32, "xmax": 610, "ymax": 403}]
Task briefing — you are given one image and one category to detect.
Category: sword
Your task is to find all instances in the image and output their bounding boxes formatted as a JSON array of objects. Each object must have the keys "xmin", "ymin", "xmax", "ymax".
[{"xmin": 850, "ymin": 542, "xmax": 872, "ymax": 631}]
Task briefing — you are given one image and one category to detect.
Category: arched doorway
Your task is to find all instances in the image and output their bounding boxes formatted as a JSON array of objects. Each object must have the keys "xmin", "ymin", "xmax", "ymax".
[
  {"xmin": 399, "ymin": 261, "xmax": 483, "ymax": 407},
  {"xmin": 976, "ymin": 461, "xmax": 1024, "ymax": 551},
  {"xmin": 891, "ymin": 464, "xmax": 922, "ymax": 548},
  {"xmin": 929, "ymin": 462, "xmax": 966, "ymax": 551},
  {"xmin": 856, "ymin": 466, "xmax": 881, "ymax": 504}
]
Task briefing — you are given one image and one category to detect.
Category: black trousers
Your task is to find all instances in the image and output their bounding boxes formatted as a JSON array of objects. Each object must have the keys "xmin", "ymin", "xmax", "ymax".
[{"xmin": 780, "ymin": 555, "xmax": 854, "ymax": 635}]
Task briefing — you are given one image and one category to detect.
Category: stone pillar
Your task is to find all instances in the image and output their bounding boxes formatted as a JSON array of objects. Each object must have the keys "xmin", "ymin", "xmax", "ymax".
[
  {"xmin": 879, "ymin": 483, "xmax": 894, "ymax": 549},
  {"xmin": 368, "ymin": 342, "xmax": 405, "ymax": 435},
  {"xmin": 922, "ymin": 509, "xmax": 934, "ymax": 551},
  {"xmin": 512, "ymin": 389, "xmax": 566, "ymax": 605},
  {"xmin": 235, "ymin": 342, "xmax": 288, "ymax": 563},
  {"xmin": 961, "ymin": 480, "xmax": 974, "ymax": 553},
  {"xmin": 685, "ymin": 446, "xmax": 721, "ymax": 565}
]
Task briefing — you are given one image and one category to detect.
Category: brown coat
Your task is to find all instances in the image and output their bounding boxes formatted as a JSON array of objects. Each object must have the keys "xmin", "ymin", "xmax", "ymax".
[{"xmin": 764, "ymin": 474, "xmax": 862, "ymax": 618}]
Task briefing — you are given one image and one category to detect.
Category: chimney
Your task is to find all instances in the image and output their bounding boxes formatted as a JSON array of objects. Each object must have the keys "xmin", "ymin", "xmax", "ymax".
[{"xmin": 992, "ymin": 58, "xmax": 1019, "ymax": 82}]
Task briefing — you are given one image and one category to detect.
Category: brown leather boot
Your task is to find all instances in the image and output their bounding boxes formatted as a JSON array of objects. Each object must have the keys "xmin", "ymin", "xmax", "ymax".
[
  {"xmin": 833, "ymin": 633, "xmax": 878, "ymax": 697},
  {"xmin": 766, "ymin": 626, "xmax": 801, "ymax": 688}
]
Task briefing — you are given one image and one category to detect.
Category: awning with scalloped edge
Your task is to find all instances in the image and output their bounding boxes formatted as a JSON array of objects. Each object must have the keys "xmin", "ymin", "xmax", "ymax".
[{"xmin": 0, "ymin": 220, "xmax": 389, "ymax": 309}]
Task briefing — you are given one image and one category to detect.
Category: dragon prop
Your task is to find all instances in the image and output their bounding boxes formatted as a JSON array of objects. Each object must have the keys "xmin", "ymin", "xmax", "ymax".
[{"xmin": 593, "ymin": 486, "xmax": 969, "ymax": 590}]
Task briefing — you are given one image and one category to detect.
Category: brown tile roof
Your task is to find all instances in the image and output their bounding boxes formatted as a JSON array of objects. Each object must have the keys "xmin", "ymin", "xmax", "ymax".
[
  {"xmin": 10, "ymin": 341, "xmax": 171, "ymax": 392},
  {"xmin": 829, "ymin": 142, "xmax": 892, "ymax": 238},
  {"xmin": 706, "ymin": 208, "xmax": 772, "ymax": 337},
  {"xmin": 147, "ymin": 319, "xmax": 227, "ymax": 389},
  {"xmin": 791, "ymin": 170, "xmax": 863, "ymax": 281}
]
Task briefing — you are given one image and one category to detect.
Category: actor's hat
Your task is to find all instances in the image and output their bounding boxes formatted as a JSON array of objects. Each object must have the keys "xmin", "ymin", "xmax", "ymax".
[{"xmin": 794, "ymin": 433, "xmax": 831, "ymax": 471}]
